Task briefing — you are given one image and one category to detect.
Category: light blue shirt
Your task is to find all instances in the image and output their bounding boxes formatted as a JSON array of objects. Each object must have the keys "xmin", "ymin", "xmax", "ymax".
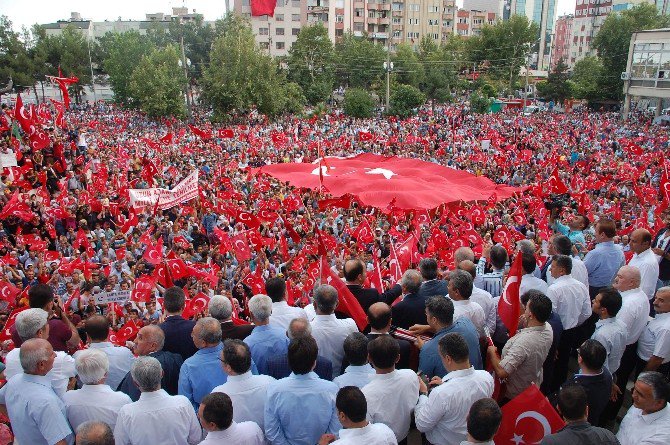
[
  {"xmin": 178, "ymin": 342, "xmax": 228, "ymax": 411},
  {"xmin": 419, "ymin": 318, "xmax": 483, "ymax": 379},
  {"xmin": 265, "ymin": 372, "xmax": 341, "ymax": 445},
  {"xmin": 76, "ymin": 342, "xmax": 135, "ymax": 391},
  {"xmin": 553, "ymin": 221, "xmax": 586, "ymax": 250},
  {"xmin": 0, "ymin": 373, "xmax": 74, "ymax": 445},
  {"xmin": 592, "ymin": 317, "xmax": 628, "ymax": 374},
  {"xmin": 333, "ymin": 364, "xmax": 375, "ymax": 389},
  {"xmin": 245, "ymin": 324, "xmax": 289, "ymax": 375},
  {"xmin": 584, "ymin": 241, "xmax": 625, "ymax": 287}
]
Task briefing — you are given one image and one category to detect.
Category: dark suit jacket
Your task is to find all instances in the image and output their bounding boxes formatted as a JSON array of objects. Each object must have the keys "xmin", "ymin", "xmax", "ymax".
[
  {"xmin": 572, "ymin": 369, "xmax": 612, "ymax": 426},
  {"xmin": 116, "ymin": 350, "xmax": 183, "ymax": 401},
  {"xmin": 540, "ymin": 421, "xmax": 619, "ymax": 445},
  {"xmin": 220, "ymin": 320, "xmax": 254, "ymax": 341},
  {"xmin": 159, "ymin": 316, "xmax": 197, "ymax": 361},
  {"xmin": 391, "ymin": 293, "xmax": 428, "ymax": 330},
  {"xmin": 653, "ymin": 228, "xmax": 670, "ymax": 280},
  {"xmin": 416, "ymin": 279, "xmax": 449, "ymax": 300},
  {"xmin": 366, "ymin": 332, "xmax": 412, "ymax": 370},
  {"xmin": 347, "ymin": 283, "xmax": 402, "ymax": 314},
  {"xmin": 266, "ymin": 353, "xmax": 333, "ymax": 381}
]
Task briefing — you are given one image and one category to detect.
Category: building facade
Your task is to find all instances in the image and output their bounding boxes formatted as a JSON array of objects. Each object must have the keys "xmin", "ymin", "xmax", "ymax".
[
  {"xmin": 570, "ymin": 0, "xmax": 612, "ymax": 65},
  {"xmin": 509, "ymin": 0, "xmax": 558, "ymax": 69},
  {"xmin": 551, "ymin": 14, "xmax": 573, "ymax": 67},
  {"xmin": 622, "ymin": 28, "xmax": 670, "ymax": 114}
]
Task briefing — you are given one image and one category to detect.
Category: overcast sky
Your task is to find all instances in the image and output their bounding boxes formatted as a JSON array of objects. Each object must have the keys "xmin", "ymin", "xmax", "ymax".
[{"xmin": 1, "ymin": 0, "xmax": 576, "ymax": 32}]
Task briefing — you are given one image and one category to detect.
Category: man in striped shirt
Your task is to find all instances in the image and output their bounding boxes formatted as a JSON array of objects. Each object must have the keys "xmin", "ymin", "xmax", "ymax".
[{"xmin": 475, "ymin": 245, "xmax": 507, "ymax": 298}]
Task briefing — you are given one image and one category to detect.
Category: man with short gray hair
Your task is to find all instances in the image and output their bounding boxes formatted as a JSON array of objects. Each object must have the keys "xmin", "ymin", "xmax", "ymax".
[
  {"xmin": 0, "ymin": 338, "xmax": 74, "ymax": 445},
  {"xmin": 179, "ymin": 317, "xmax": 228, "ymax": 410},
  {"xmin": 209, "ymin": 294, "xmax": 253, "ymax": 340},
  {"xmin": 448, "ymin": 269, "xmax": 486, "ymax": 337},
  {"xmin": 312, "ymin": 284, "xmax": 358, "ymax": 377},
  {"xmin": 4, "ymin": 308, "xmax": 76, "ymax": 397},
  {"xmin": 244, "ymin": 294, "xmax": 289, "ymax": 375},
  {"xmin": 392, "ymin": 269, "xmax": 428, "ymax": 329},
  {"xmin": 114, "ymin": 357, "xmax": 202, "ymax": 444},
  {"xmin": 62, "ymin": 349, "xmax": 132, "ymax": 431},
  {"xmin": 76, "ymin": 421, "xmax": 114, "ymax": 445},
  {"xmin": 617, "ymin": 371, "xmax": 670, "ymax": 445}
]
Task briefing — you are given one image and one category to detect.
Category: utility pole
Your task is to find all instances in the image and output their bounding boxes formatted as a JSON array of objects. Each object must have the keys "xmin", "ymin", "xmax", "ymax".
[
  {"xmin": 524, "ymin": 54, "xmax": 529, "ymax": 114},
  {"xmin": 180, "ymin": 36, "xmax": 193, "ymax": 122},
  {"xmin": 384, "ymin": 34, "xmax": 393, "ymax": 113},
  {"xmin": 87, "ymin": 38, "xmax": 97, "ymax": 103}
]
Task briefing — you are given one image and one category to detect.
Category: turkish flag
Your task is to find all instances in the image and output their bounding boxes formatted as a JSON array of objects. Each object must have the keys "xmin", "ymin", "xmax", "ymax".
[
  {"xmin": 167, "ymin": 258, "xmax": 189, "ymax": 279},
  {"xmin": 494, "ymin": 384, "xmax": 564, "ymax": 445},
  {"xmin": 64, "ymin": 288, "xmax": 81, "ymax": 312},
  {"xmin": 160, "ymin": 132, "xmax": 173, "ymax": 144},
  {"xmin": 0, "ymin": 306, "xmax": 29, "ymax": 341},
  {"xmin": 152, "ymin": 262, "xmax": 173, "ymax": 288},
  {"xmin": 262, "ymin": 154, "xmax": 519, "ymax": 210},
  {"xmin": 251, "ymin": 0, "xmax": 277, "ymax": 16},
  {"xmin": 112, "ymin": 320, "xmax": 140, "ymax": 346},
  {"xmin": 0, "ymin": 281, "xmax": 21, "ymax": 304},
  {"xmin": 143, "ymin": 237, "xmax": 164, "ymax": 265},
  {"xmin": 320, "ymin": 257, "xmax": 366, "ymax": 331},
  {"xmin": 132, "ymin": 276, "xmax": 156, "ymax": 303},
  {"xmin": 231, "ymin": 234, "xmax": 252, "ymax": 261},
  {"xmin": 358, "ymin": 131, "xmax": 374, "ymax": 142},
  {"xmin": 548, "ymin": 168, "xmax": 569, "ymax": 195},
  {"xmin": 188, "ymin": 124, "xmax": 212, "ymax": 140},
  {"xmin": 218, "ymin": 129, "xmax": 234, "ymax": 139},
  {"xmin": 190, "ymin": 292, "xmax": 211, "ymax": 315},
  {"xmin": 388, "ymin": 240, "xmax": 404, "ymax": 283},
  {"xmin": 498, "ymin": 253, "xmax": 523, "ymax": 335},
  {"xmin": 234, "ymin": 208, "xmax": 262, "ymax": 229},
  {"xmin": 352, "ymin": 219, "xmax": 374, "ymax": 244},
  {"xmin": 318, "ymin": 195, "xmax": 353, "ymax": 211},
  {"xmin": 243, "ymin": 266, "xmax": 265, "ymax": 295}
]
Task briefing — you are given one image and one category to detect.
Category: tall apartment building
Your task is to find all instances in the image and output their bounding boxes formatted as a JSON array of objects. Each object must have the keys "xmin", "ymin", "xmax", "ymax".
[
  {"xmin": 570, "ymin": 0, "xmax": 612, "ymax": 65},
  {"xmin": 509, "ymin": 0, "xmax": 558, "ymax": 70},
  {"xmin": 463, "ymin": 0, "xmax": 506, "ymax": 17},
  {"xmin": 455, "ymin": 9, "xmax": 498, "ymax": 37},
  {"xmin": 550, "ymin": 14, "xmax": 573, "ymax": 68}
]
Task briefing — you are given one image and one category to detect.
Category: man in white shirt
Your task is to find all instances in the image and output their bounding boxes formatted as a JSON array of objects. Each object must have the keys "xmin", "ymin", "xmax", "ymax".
[
  {"xmin": 617, "ymin": 371, "xmax": 670, "ymax": 445},
  {"xmin": 73, "ymin": 315, "xmax": 135, "ymax": 390},
  {"xmin": 448, "ymin": 270, "xmax": 486, "ymax": 338},
  {"xmin": 546, "ymin": 255, "xmax": 592, "ymax": 391},
  {"xmin": 4, "ymin": 308, "xmax": 75, "ymax": 398},
  {"xmin": 114, "ymin": 357, "xmax": 202, "ymax": 445},
  {"xmin": 63, "ymin": 349, "xmax": 132, "ymax": 431},
  {"xmin": 267, "ymin": 276, "xmax": 307, "ymax": 331},
  {"xmin": 415, "ymin": 333, "xmax": 494, "ymax": 445},
  {"xmin": 458, "ymin": 261, "xmax": 497, "ymax": 334},
  {"xmin": 362, "ymin": 335, "xmax": 419, "ymax": 443},
  {"xmin": 628, "ymin": 229, "xmax": 660, "ymax": 300},
  {"xmin": 591, "ymin": 287, "xmax": 627, "ymax": 374},
  {"xmin": 545, "ymin": 235, "xmax": 589, "ymax": 288},
  {"xmin": 311, "ymin": 284, "xmax": 358, "ymax": 377},
  {"xmin": 637, "ymin": 287, "xmax": 670, "ymax": 373},
  {"xmin": 519, "ymin": 252, "xmax": 549, "ymax": 296},
  {"xmin": 318, "ymin": 386, "xmax": 397, "ymax": 445},
  {"xmin": 198, "ymin": 392, "xmax": 265, "ymax": 445},
  {"xmin": 334, "ymin": 332, "xmax": 375, "ymax": 389},
  {"xmin": 211, "ymin": 339, "xmax": 275, "ymax": 430}
]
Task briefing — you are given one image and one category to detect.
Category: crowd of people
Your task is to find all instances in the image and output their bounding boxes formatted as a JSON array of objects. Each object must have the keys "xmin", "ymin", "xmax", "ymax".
[{"xmin": 0, "ymin": 98, "xmax": 669, "ymax": 444}]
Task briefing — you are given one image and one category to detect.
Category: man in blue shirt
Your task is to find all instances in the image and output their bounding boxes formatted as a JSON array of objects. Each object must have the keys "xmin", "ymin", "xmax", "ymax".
[
  {"xmin": 584, "ymin": 218, "xmax": 625, "ymax": 298},
  {"xmin": 0, "ymin": 338, "xmax": 74, "ymax": 445},
  {"xmin": 551, "ymin": 211, "xmax": 590, "ymax": 253},
  {"xmin": 264, "ymin": 336, "xmax": 341, "ymax": 444},
  {"xmin": 415, "ymin": 296, "xmax": 483, "ymax": 379},
  {"xmin": 178, "ymin": 317, "xmax": 228, "ymax": 411},
  {"xmin": 244, "ymin": 294, "xmax": 289, "ymax": 375}
]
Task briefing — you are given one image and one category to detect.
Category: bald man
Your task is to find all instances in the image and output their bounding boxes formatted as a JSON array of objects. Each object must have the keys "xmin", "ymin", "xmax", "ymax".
[{"xmin": 628, "ymin": 229, "xmax": 660, "ymax": 300}]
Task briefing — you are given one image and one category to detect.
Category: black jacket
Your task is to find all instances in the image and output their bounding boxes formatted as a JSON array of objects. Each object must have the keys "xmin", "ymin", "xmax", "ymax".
[
  {"xmin": 572, "ymin": 369, "xmax": 613, "ymax": 426},
  {"xmin": 159, "ymin": 316, "xmax": 198, "ymax": 361},
  {"xmin": 416, "ymin": 279, "xmax": 449, "ymax": 300},
  {"xmin": 116, "ymin": 350, "xmax": 183, "ymax": 401},
  {"xmin": 266, "ymin": 353, "xmax": 333, "ymax": 381},
  {"xmin": 540, "ymin": 421, "xmax": 619, "ymax": 445},
  {"xmin": 346, "ymin": 283, "xmax": 402, "ymax": 314},
  {"xmin": 392, "ymin": 293, "xmax": 428, "ymax": 330},
  {"xmin": 220, "ymin": 320, "xmax": 255, "ymax": 341}
]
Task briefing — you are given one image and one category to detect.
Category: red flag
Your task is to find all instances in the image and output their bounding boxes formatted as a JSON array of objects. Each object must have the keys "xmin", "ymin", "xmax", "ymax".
[
  {"xmin": 243, "ymin": 266, "xmax": 265, "ymax": 295},
  {"xmin": 218, "ymin": 129, "xmax": 234, "ymax": 139},
  {"xmin": 160, "ymin": 132, "xmax": 173, "ymax": 144},
  {"xmin": 188, "ymin": 124, "xmax": 212, "ymax": 140},
  {"xmin": 112, "ymin": 320, "xmax": 141, "ymax": 346},
  {"xmin": 132, "ymin": 276, "xmax": 156, "ymax": 303},
  {"xmin": 189, "ymin": 292, "xmax": 211, "ymax": 315},
  {"xmin": 388, "ymin": 239, "xmax": 404, "ymax": 283},
  {"xmin": 498, "ymin": 253, "xmax": 523, "ymax": 336},
  {"xmin": 320, "ymin": 257, "xmax": 366, "ymax": 330},
  {"xmin": 548, "ymin": 168, "xmax": 569, "ymax": 195},
  {"xmin": 167, "ymin": 258, "xmax": 189, "ymax": 279},
  {"xmin": 283, "ymin": 219, "xmax": 301, "ymax": 243},
  {"xmin": 358, "ymin": 131, "xmax": 373, "ymax": 142},
  {"xmin": 493, "ymin": 384, "xmax": 565, "ymax": 445},
  {"xmin": 351, "ymin": 219, "xmax": 374, "ymax": 244},
  {"xmin": 152, "ymin": 262, "xmax": 173, "ymax": 288},
  {"xmin": 143, "ymin": 237, "xmax": 164, "ymax": 265},
  {"xmin": 318, "ymin": 195, "xmax": 352, "ymax": 211},
  {"xmin": 0, "ymin": 306, "xmax": 29, "ymax": 341},
  {"xmin": 64, "ymin": 288, "xmax": 80, "ymax": 312},
  {"xmin": 231, "ymin": 234, "xmax": 252, "ymax": 261},
  {"xmin": 251, "ymin": 0, "xmax": 277, "ymax": 16},
  {"xmin": 0, "ymin": 281, "xmax": 21, "ymax": 304}
]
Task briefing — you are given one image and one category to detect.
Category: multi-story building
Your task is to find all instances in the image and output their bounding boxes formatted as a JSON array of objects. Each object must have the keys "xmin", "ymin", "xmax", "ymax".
[
  {"xmin": 509, "ymin": 0, "xmax": 558, "ymax": 70},
  {"xmin": 612, "ymin": 0, "xmax": 650, "ymax": 11},
  {"xmin": 570, "ymin": 0, "xmax": 612, "ymax": 65},
  {"xmin": 463, "ymin": 0, "xmax": 506, "ymax": 17},
  {"xmin": 656, "ymin": 0, "xmax": 670, "ymax": 14},
  {"xmin": 551, "ymin": 14, "xmax": 573, "ymax": 68},
  {"xmin": 455, "ymin": 9, "xmax": 497, "ymax": 37}
]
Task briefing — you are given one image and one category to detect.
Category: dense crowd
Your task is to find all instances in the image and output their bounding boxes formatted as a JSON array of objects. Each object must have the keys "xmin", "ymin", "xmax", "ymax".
[{"xmin": 0, "ymin": 99, "xmax": 669, "ymax": 445}]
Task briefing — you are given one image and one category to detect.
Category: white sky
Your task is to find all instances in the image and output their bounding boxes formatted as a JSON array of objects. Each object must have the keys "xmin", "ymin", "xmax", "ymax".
[{"xmin": 1, "ymin": 0, "xmax": 575, "ymax": 32}]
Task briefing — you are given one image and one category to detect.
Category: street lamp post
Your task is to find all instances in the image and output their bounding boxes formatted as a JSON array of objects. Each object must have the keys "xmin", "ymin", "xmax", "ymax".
[
  {"xmin": 383, "ymin": 60, "xmax": 394, "ymax": 113},
  {"xmin": 179, "ymin": 36, "xmax": 193, "ymax": 122}
]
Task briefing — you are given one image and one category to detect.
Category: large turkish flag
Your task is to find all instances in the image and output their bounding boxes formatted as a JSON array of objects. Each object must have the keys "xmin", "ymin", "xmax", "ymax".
[
  {"xmin": 261, "ymin": 154, "xmax": 520, "ymax": 210},
  {"xmin": 251, "ymin": 0, "xmax": 277, "ymax": 16}
]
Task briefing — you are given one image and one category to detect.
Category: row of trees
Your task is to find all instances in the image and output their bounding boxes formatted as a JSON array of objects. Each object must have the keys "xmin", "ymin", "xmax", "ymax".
[{"xmin": 2, "ymin": 5, "xmax": 665, "ymax": 118}]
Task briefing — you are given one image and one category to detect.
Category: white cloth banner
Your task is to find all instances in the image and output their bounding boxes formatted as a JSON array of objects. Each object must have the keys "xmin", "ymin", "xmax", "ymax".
[
  {"xmin": 129, "ymin": 170, "xmax": 199, "ymax": 210},
  {"xmin": 95, "ymin": 289, "xmax": 132, "ymax": 305},
  {"xmin": 0, "ymin": 152, "xmax": 18, "ymax": 168}
]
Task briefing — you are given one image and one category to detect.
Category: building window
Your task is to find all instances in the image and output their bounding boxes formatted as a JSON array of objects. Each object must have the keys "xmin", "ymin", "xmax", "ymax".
[
  {"xmin": 336, "ymin": 14, "xmax": 344, "ymax": 22},
  {"xmin": 369, "ymin": 10, "xmax": 376, "ymax": 17},
  {"xmin": 336, "ymin": 28, "xmax": 343, "ymax": 37},
  {"xmin": 429, "ymin": 6, "xmax": 439, "ymax": 12},
  {"xmin": 408, "ymin": 18, "xmax": 418, "ymax": 25},
  {"xmin": 259, "ymin": 27, "xmax": 269, "ymax": 35},
  {"xmin": 355, "ymin": 8, "xmax": 364, "ymax": 17},
  {"xmin": 392, "ymin": 2, "xmax": 404, "ymax": 11},
  {"xmin": 292, "ymin": 0, "xmax": 301, "ymax": 7},
  {"xmin": 276, "ymin": 41, "xmax": 285, "ymax": 49},
  {"xmin": 354, "ymin": 22, "xmax": 364, "ymax": 31},
  {"xmin": 275, "ymin": 14, "xmax": 284, "ymax": 21},
  {"xmin": 432, "ymin": 33, "xmax": 439, "ymax": 39},
  {"xmin": 292, "ymin": 14, "xmax": 301, "ymax": 21},
  {"xmin": 410, "ymin": 4, "xmax": 420, "ymax": 12},
  {"xmin": 393, "ymin": 17, "xmax": 401, "ymax": 24},
  {"xmin": 242, "ymin": 0, "xmax": 250, "ymax": 5},
  {"xmin": 292, "ymin": 28, "xmax": 300, "ymax": 35},
  {"xmin": 393, "ymin": 30, "xmax": 401, "ymax": 37},
  {"xmin": 260, "ymin": 42, "xmax": 269, "ymax": 49},
  {"xmin": 276, "ymin": 28, "xmax": 284, "ymax": 35}
]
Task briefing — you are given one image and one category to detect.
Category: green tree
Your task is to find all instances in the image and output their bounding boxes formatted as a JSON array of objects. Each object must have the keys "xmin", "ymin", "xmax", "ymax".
[
  {"xmin": 281, "ymin": 82, "xmax": 307, "ymax": 114},
  {"xmin": 0, "ymin": 16, "xmax": 38, "ymax": 90},
  {"xmin": 203, "ymin": 14, "xmax": 286, "ymax": 118},
  {"xmin": 129, "ymin": 45, "xmax": 185, "ymax": 119},
  {"xmin": 392, "ymin": 42, "xmax": 424, "ymax": 88},
  {"xmin": 419, "ymin": 39, "xmax": 459, "ymax": 111},
  {"xmin": 334, "ymin": 33, "xmax": 385, "ymax": 89},
  {"xmin": 286, "ymin": 24, "xmax": 335, "ymax": 105},
  {"xmin": 343, "ymin": 88, "xmax": 375, "ymax": 118},
  {"xmin": 389, "ymin": 84, "xmax": 425, "ymax": 117},
  {"xmin": 99, "ymin": 31, "xmax": 154, "ymax": 106},
  {"xmin": 571, "ymin": 56, "xmax": 603, "ymax": 101},
  {"xmin": 472, "ymin": 15, "xmax": 539, "ymax": 93},
  {"xmin": 593, "ymin": 3, "xmax": 670, "ymax": 100},
  {"xmin": 535, "ymin": 59, "xmax": 573, "ymax": 103},
  {"xmin": 469, "ymin": 92, "xmax": 491, "ymax": 113}
]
